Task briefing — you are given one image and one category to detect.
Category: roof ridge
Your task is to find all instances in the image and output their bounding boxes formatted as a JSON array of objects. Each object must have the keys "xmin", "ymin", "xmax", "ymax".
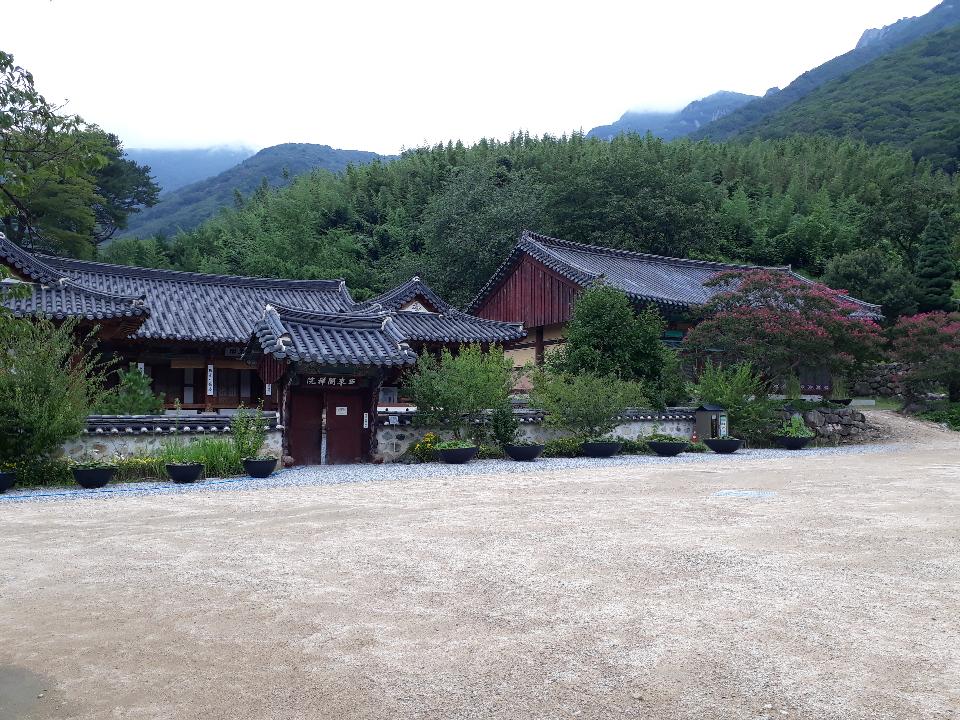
[
  {"xmin": 38, "ymin": 253, "xmax": 346, "ymax": 289},
  {"xmin": 521, "ymin": 230, "xmax": 791, "ymax": 273}
]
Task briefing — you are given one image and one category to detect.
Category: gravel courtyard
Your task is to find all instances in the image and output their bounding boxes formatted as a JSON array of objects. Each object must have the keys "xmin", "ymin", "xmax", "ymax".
[{"xmin": 1, "ymin": 413, "xmax": 958, "ymax": 720}]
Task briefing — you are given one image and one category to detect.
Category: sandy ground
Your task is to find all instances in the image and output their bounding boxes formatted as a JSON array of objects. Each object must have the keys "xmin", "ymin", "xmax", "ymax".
[{"xmin": 1, "ymin": 411, "xmax": 958, "ymax": 720}]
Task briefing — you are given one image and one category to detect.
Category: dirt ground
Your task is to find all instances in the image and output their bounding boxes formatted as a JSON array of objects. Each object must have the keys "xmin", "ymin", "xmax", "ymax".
[{"xmin": 1, "ymin": 411, "xmax": 958, "ymax": 720}]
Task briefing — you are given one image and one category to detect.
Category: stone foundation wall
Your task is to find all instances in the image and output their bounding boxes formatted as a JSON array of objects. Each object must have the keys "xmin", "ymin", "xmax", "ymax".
[
  {"xmin": 783, "ymin": 408, "xmax": 883, "ymax": 444},
  {"xmin": 374, "ymin": 409, "xmax": 696, "ymax": 463},
  {"xmin": 853, "ymin": 363, "xmax": 908, "ymax": 398}
]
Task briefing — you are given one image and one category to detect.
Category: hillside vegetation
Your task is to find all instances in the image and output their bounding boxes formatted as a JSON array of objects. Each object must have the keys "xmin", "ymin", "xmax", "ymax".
[
  {"xmin": 121, "ymin": 143, "xmax": 383, "ymax": 238},
  {"xmin": 125, "ymin": 146, "xmax": 254, "ymax": 193},
  {"xmin": 693, "ymin": 0, "xmax": 960, "ymax": 141},
  {"xmin": 102, "ymin": 133, "xmax": 959, "ymax": 309},
  {"xmin": 736, "ymin": 25, "xmax": 960, "ymax": 173}
]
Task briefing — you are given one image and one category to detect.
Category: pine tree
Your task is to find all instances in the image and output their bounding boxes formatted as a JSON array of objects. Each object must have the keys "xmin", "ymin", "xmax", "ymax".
[{"xmin": 915, "ymin": 211, "xmax": 957, "ymax": 312}]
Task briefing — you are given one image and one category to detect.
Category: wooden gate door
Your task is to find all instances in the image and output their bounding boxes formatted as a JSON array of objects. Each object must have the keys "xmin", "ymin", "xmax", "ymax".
[
  {"xmin": 325, "ymin": 391, "xmax": 365, "ymax": 464},
  {"xmin": 288, "ymin": 389, "xmax": 324, "ymax": 465}
]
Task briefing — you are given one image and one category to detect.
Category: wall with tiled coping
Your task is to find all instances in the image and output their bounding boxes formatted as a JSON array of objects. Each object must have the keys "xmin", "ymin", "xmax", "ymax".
[{"xmin": 374, "ymin": 408, "xmax": 697, "ymax": 463}]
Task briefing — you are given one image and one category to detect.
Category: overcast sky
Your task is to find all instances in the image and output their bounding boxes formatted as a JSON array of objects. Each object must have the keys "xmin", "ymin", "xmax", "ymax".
[{"xmin": 5, "ymin": 0, "xmax": 941, "ymax": 155}]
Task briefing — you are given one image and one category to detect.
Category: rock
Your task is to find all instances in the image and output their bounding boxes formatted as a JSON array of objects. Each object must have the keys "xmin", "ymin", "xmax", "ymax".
[
  {"xmin": 282, "ymin": 455, "xmax": 295, "ymax": 467},
  {"xmin": 804, "ymin": 410, "xmax": 825, "ymax": 427}
]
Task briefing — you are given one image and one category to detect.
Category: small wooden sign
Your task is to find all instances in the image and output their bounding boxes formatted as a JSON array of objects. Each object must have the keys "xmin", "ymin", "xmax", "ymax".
[{"xmin": 335, "ymin": 406, "xmax": 348, "ymax": 416}]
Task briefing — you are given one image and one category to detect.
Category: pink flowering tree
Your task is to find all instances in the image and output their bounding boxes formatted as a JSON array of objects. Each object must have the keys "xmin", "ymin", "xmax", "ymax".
[
  {"xmin": 683, "ymin": 270, "xmax": 885, "ymax": 385},
  {"xmin": 891, "ymin": 312, "xmax": 960, "ymax": 402}
]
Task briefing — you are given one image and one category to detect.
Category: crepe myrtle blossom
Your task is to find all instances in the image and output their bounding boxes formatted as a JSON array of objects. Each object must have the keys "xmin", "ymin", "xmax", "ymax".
[
  {"xmin": 891, "ymin": 311, "xmax": 960, "ymax": 402},
  {"xmin": 682, "ymin": 270, "xmax": 884, "ymax": 382}
]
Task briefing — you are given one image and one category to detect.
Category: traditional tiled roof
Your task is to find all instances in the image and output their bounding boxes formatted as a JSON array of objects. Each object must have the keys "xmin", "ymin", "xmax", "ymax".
[
  {"xmin": 0, "ymin": 234, "xmax": 149, "ymax": 323},
  {"xmin": 354, "ymin": 276, "xmax": 451, "ymax": 312},
  {"xmin": 468, "ymin": 230, "xmax": 883, "ymax": 318},
  {"xmin": 389, "ymin": 308, "xmax": 525, "ymax": 344},
  {"xmin": 31, "ymin": 252, "xmax": 355, "ymax": 343},
  {"xmin": 250, "ymin": 304, "xmax": 417, "ymax": 367}
]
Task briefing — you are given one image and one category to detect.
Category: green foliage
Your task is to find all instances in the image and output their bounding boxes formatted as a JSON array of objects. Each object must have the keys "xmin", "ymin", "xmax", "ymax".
[
  {"xmin": 822, "ymin": 248, "xmax": 918, "ymax": 320},
  {"xmin": 488, "ymin": 404, "xmax": 520, "ymax": 448},
  {"xmin": 549, "ymin": 285, "xmax": 666, "ymax": 391},
  {"xmin": 94, "ymin": 363, "xmax": 164, "ymax": 415},
  {"xmin": 529, "ymin": 369, "xmax": 647, "ymax": 439},
  {"xmin": 102, "ymin": 133, "xmax": 959, "ymax": 304},
  {"xmin": 114, "ymin": 455, "xmax": 165, "ymax": 483},
  {"xmin": 475, "ymin": 445, "xmax": 505, "ymax": 460},
  {"xmin": 434, "ymin": 439, "xmax": 476, "ymax": 450},
  {"xmin": 891, "ymin": 312, "xmax": 960, "ymax": 403},
  {"xmin": 0, "ymin": 52, "xmax": 158, "ymax": 256},
  {"xmin": 727, "ymin": 24, "xmax": 960, "ymax": 173},
  {"xmin": 776, "ymin": 416, "xmax": 816, "ymax": 439},
  {"xmin": 231, "ymin": 404, "xmax": 269, "ymax": 459},
  {"xmin": 404, "ymin": 344, "xmax": 513, "ymax": 440},
  {"xmin": 0, "ymin": 317, "xmax": 108, "ymax": 466},
  {"xmin": 918, "ymin": 403, "xmax": 960, "ymax": 431},
  {"xmin": 784, "ymin": 374, "xmax": 803, "ymax": 400},
  {"xmin": 686, "ymin": 441, "xmax": 710, "ymax": 453},
  {"xmin": 915, "ymin": 211, "xmax": 957, "ymax": 312},
  {"xmin": 71, "ymin": 457, "xmax": 117, "ymax": 469},
  {"xmin": 689, "ymin": 361, "xmax": 777, "ymax": 446},
  {"xmin": 612, "ymin": 437, "xmax": 654, "ymax": 455},
  {"xmin": 541, "ymin": 436, "xmax": 583, "ymax": 458}
]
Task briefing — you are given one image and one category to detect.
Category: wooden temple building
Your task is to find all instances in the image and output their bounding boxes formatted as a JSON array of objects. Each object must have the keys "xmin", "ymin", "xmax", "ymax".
[
  {"xmin": 468, "ymin": 231, "xmax": 882, "ymax": 388},
  {"xmin": 0, "ymin": 233, "xmax": 524, "ymax": 464}
]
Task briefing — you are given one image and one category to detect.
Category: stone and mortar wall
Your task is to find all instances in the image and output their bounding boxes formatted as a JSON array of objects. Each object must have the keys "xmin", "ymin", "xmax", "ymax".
[
  {"xmin": 374, "ymin": 410, "xmax": 695, "ymax": 463},
  {"xmin": 853, "ymin": 363, "xmax": 908, "ymax": 398},
  {"xmin": 60, "ymin": 414, "xmax": 283, "ymax": 461},
  {"xmin": 782, "ymin": 408, "xmax": 883, "ymax": 445}
]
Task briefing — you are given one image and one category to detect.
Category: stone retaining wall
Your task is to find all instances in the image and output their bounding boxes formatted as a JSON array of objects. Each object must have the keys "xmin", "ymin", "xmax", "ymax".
[
  {"xmin": 782, "ymin": 408, "xmax": 883, "ymax": 444},
  {"xmin": 853, "ymin": 363, "xmax": 907, "ymax": 398},
  {"xmin": 374, "ymin": 408, "xmax": 697, "ymax": 463}
]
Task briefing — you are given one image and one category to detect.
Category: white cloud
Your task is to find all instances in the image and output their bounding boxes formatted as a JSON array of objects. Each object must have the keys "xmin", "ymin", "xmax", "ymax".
[{"xmin": 4, "ymin": 0, "xmax": 941, "ymax": 154}]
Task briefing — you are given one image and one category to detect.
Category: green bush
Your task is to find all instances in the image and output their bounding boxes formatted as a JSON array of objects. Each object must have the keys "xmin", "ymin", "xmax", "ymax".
[
  {"xmin": 919, "ymin": 403, "xmax": 960, "ymax": 431},
  {"xmin": 488, "ymin": 403, "xmax": 521, "ymax": 447},
  {"xmin": 95, "ymin": 364, "xmax": 164, "ymax": 415},
  {"xmin": 410, "ymin": 432, "xmax": 439, "ymax": 462},
  {"xmin": 232, "ymin": 404, "xmax": 269, "ymax": 459},
  {"xmin": 530, "ymin": 369, "xmax": 647, "ymax": 439},
  {"xmin": 775, "ymin": 416, "xmax": 816, "ymax": 438},
  {"xmin": 114, "ymin": 455, "xmax": 165, "ymax": 483},
  {"xmin": 613, "ymin": 437, "xmax": 654, "ymax": 455},
  {"xmin": 541, "ymin": 436, "xmax": 583, "ymax": 457},
  {"xmin": 686, "ymin": 441, "xmax": 709, "ymax": 453},
  {"xmin": 689, "ymin": 361, "xmax": 777, "ymax": 446},
  {"xmin": 434, "ymin": 439, "xmax": 476, "ymax": 450},
  {"xmin": 2, "ymin": 457, "xmax": 72, "ymax": 487},
  {"xmin": 475, "ymin": 444, "xmax": 505, "ymax": 460}
]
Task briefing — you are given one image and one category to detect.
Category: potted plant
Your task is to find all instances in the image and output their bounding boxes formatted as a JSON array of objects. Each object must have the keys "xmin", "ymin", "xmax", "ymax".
[
  {"xmin": 162, "ymin": 401, "xmax": 205, "ymax": 483},
  {"xmin": 644, "ymin": 431, "xmax": 689, "ymax": 457},
  {"xmin": 703, "ymin": 435, "xmax": 744, "ymax": 454},
  {"xmin": 490, "ymin": 404, "xmax": 544, "ymax": 462},
  {"xmin": 435, "ymin": 439, "xmax": 479, "ymax": 464},
  {"xmin": 0, "ymin": 467, "xmax": 16, "ymax": 493},
  {"xmin": 773, "ymin": 416, "xmax": 816, "ymax": 450},
  {"xmin": 71, "ymin": 458, "xmax": 118, "ymax": 489},
  {"xmin": 829, "ymin": 376, "xmax": 852, "ymax": 406},
  {"xmin": 243, "ymin": 456, "xmax": 278, "ymax": 478},
  {"xmin": 580, "ymin": 437, "xmax": 624, "ymax": 458}
]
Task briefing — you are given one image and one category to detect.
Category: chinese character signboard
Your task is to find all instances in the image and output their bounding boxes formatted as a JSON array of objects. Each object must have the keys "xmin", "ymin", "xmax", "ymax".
[{"xmin": 302, "ymin": 375, "xmax": 363, "ymax": 388}]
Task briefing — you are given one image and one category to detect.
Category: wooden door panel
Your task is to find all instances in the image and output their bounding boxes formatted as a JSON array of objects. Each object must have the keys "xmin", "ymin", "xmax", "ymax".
[
  {"xmin": 325, "ymin": 391, "xmax": 364, "ymax": 464},
  {"xmin": 289, "ymin": 390, "xmax": 324, "ymax": 465}
]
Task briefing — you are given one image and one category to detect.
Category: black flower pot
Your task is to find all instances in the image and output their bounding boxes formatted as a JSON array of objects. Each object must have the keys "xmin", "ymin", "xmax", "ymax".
[
  {"xmin": 774, "ymin": 436, "xmax": 813, "ymax": 450},
  {"xmin": 646, "ymin": 441, "xmax": 689, "ymax": 457},
  {"xmin": 831, "ymin": 398, "xmax": 853, "ymax": 407},
  {"xmin": 581, "ymin": 441, "xmax": 623, "ymax": 458},
  {"xmin": 72, "ymin": 467, "xmax": 117, "ymax": 489},
  {"xmin": 0, "ymin": 471, "xmax": 16, "ymax": 493},
  {"xmin": 243, "ymin": 458, "xmax": 278, "ymax": 478},
  {"xmin": 704, "ymin": 438, "xmax": 744, "ymax": 454},
  {"xmin": 166, "ymin": 463, "xmax": 204, "ymax": 483},
  {"xmin": 504, "ymin": 444, "xmax": 544, "ymax": 462},
  {"xmin": 437, "ymin": 446, "xmax": 478, "ymax": 464}
]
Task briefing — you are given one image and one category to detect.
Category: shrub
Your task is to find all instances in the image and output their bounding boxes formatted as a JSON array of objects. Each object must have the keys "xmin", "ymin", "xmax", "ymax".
[
  {"xmin": 434, "ymin": 439, "xmax": 476, "ymax": 450},
  {"xmin": 689, "ymin": 361, "xmax": 778, "ymax": 446},
  {"xmin": 1, "ymin": 457, "xmax": 72, "ymax": 487},
  {"xmin": 410, "ymin": 432, "xmax": 439, "ymax": 462},
  {"xmin": 776, "ymin": 416, "xmax": 816, "ymax": 438},
  {"xmin": 541, "ymin": 436, "xmax": 583, "ymax": 457},
  {"xmin": 232, "ymin": 404, "xmax": 269, "ymax": 459},
  {"xmin": 475, "ymin": 444, "xmax": 505, "ymax": 459},
  {"xmin": 686, "ymin": 441, "xmax": 709, "ymax": 453},
  {"xmin": 919, "ymin": 403, "xmax": 960, "ymax": 431},
  {"xmin": 613, "ymin": 437, "xmax": 654, "ymax": 455},
  {"xmin": 95, "ymin": 363, "xmax": 164, "ymax": 415},
  {"xmin": 891, "ymin": 312, "xmax": 960, "ymax": 403},
  {"xmin": 405, "ymin": 344, "xmax": 513, "ymax": 440},
  {"xmin": 114, "ymin": 455, "xmax": 165, "ymax": 483},
  {"xmin": 530, "ymin": 369, "xmax": 647, "ymax": 439},
  {"xmin": 488, "ymin": 403, "xmax": 520, "ymax": 447},
  {"xmin": 0, "ymin": 317, "xmax": 108, "ymax": 468}
]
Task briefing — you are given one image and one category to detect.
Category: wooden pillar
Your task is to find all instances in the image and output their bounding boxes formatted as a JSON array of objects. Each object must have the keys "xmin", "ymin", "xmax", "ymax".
[{"xmin": 535, "ymin": 327, "xmax": 545, "ymax": 365}]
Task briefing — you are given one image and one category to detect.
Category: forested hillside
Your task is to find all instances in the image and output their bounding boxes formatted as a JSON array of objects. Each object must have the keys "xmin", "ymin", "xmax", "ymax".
[
  {"xmin": 587, "ymin": 91, "xmax": 757, "ymax": 141},
  {"xmin": 692, "ymin": 0, "xmax": 960, "ymax": 141},
  {"xmin": 102, "ymin": 133, "xmax": 959, "ymax": 312},
  {"xmin": 125, "ymin": 146, "xmax": 254, "ymax": 193},
  {"xmin": 733, "ymin": 25, "xmax": 960, "ymax": 173},
  {"xmin": 121, "ymin": 143, "xmax": 384, "ymax": 238}
]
